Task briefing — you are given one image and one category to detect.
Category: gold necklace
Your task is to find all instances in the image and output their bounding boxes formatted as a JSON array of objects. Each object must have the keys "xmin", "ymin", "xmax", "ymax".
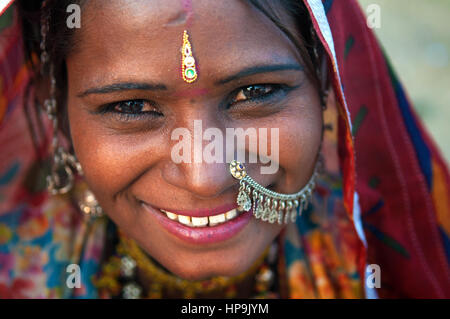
[{"xmin": 94, "ymin": 232, "xmax": 276, "ymax": 299}]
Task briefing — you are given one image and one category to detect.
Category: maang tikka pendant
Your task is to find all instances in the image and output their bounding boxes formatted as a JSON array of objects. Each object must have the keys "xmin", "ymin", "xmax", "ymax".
[
  {"xmin": 181, "ymin": 30, "xmax": 198, "ymax": 83},
  {"xmin": 229, "ymin": 160, "xmax": 319, "ymax": 225}
]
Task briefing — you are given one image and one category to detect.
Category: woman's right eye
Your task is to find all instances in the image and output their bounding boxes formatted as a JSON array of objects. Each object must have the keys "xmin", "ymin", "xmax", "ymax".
[
  {"xmin": 98, "ymin": 99, "xmax": 163, "ymax": 120},
  {"xmin": 109, "ymin": 100, "xmax": 157, "ymax": 114}
]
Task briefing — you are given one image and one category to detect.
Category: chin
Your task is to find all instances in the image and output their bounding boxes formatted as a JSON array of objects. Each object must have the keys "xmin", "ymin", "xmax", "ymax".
[{"xmin": 158, "ymin": 250, "xmax": 255, "ymax": 281}]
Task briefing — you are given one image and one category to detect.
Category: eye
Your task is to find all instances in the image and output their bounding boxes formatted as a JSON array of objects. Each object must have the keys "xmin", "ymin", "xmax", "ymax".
[
  {"xmin": 230, "ymin": 84, "xmax": 283, "ymax": 105},
  {"xmin": 111, "ymin": 100, "xmax": 157, "ymax": 114},
  {"xmin": 97, "ymin": 99, "xmax": 164, "ymax": 121}
]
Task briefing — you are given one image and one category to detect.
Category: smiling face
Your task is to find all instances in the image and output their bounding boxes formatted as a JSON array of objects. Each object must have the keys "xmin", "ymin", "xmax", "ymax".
[{"xmin": 65, "ymin": 0, "xmax": 323, "ymax": 280}]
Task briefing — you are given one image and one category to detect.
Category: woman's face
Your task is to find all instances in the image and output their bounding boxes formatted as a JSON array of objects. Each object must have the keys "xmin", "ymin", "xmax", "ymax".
[{"xmin": 66, "ymin": 0, "xmax": 322, "ymax": 280}]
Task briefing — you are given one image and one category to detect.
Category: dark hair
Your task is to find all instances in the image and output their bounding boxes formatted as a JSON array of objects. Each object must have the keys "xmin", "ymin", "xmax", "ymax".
[
  {"xmin": 247, "ymin": 0, "xmax": 321, "ymax": 86},
  {"xmin": 19, "ymin": 0, "xmax": 86, "ymax": 139},
  {"xmin": 18, "ymin": 0, "xmax": 321, "ymax": 138}
]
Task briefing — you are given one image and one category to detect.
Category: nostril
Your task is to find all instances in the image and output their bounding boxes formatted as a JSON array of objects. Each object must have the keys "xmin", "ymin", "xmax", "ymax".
[{"xmin": 162, "ymin": 162, "xmax": 234, "ymax": 199}]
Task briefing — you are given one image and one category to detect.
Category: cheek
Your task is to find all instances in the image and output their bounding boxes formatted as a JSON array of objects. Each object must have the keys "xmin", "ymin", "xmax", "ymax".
[
  {"xmin": 67, "ymin": 102, "xmax": 165, "ymax": 207},
  {"xmin": 280, "ymin": 107, "xmax": 322, "ymax": 162},
  {"xmin": 68, "ymin": 112, "xmax": 121, "ymax": 202},
  {"xmin": 277, "ymin": 92, "xmax": 323, "ymax": 187}
]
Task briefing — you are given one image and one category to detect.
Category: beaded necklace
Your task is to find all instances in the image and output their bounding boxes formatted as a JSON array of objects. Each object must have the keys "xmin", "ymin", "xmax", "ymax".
[{"xmin": 93, "ymin": 232, "xmax": 280, "ymax": 299}]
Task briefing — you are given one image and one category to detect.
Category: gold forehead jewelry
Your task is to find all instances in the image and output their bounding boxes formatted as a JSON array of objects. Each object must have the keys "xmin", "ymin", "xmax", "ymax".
[
  {"xmin": 181, "ymin": 30, "xmax": 198, "ymax": 83},
  {"xmin": 229, "ymin": 160, "xmax": 319, "ymax": 224}
]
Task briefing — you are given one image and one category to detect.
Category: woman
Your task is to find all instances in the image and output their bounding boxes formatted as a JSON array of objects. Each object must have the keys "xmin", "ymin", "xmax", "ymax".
[{"xmin": 0, "ymin": 0, "xmax": 448, "ymax": 298}]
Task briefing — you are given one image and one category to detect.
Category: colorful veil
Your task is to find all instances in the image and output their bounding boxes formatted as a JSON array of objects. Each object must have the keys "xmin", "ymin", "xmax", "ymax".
[{"xmin": 0, "ymin": 0, "xmax": 448, "ymax": 298}]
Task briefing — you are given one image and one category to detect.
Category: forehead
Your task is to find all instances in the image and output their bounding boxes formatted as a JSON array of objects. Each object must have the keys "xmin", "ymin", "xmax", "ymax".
[{"xmin": 68, "ymin": 0, "xmax": 302, "ymax": 89}]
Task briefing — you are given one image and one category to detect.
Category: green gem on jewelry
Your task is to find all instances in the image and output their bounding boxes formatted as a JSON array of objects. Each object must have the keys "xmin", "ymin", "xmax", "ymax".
[{"xmin": 185, "ymin": 68, "xmax": 196, "ymax": 79}]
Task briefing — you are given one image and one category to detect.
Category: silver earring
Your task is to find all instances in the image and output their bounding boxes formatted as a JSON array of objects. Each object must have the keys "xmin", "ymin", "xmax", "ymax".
[
  {"xmin": 229, "ymin": 159, "xmax": 321, "ymax": 225},
  {"xmin": 40, "ymin": 5, "xmax": 103, "ymax": 218},
  {"xmin": 42, "ymin": 71, "xmax": 80, "ymax": 195}
]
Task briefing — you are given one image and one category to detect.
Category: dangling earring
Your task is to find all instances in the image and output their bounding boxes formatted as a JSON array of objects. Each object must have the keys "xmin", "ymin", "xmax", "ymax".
[
  {"xmin": 42, "ymin": 69, "xmax": 80, "ymax": 195},
  {"xmin": 40, "ymin": 5, "xmax": 103, "ymax": 218}
]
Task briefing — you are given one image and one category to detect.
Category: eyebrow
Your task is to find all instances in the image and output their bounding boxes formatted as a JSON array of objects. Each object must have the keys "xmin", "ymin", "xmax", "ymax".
[
  {"xmin": 77, "ymin": 82, "xmax": 168, "ymax": 98},
  {"xmin": 216, "ymin": 63, "xmax": 304, "ymax": 85},
  {"xmin": 77, "ymin": 63, "xmax": 303, "ymax": 97}
]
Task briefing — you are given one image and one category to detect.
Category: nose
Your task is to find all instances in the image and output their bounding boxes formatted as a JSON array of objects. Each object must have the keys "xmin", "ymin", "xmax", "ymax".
[
  {"xmin": 161, "ymin": 113, "xmax": 238, "ymax": 199},
  {"xmin": 163, "ymin": 160, "xmax": 235, "ymax": 199}
]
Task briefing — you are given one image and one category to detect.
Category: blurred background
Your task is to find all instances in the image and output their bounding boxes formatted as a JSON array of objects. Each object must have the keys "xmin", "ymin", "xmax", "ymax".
[{"xmin": 357, "ymin": 0, "xmax": 450, "ymax": 162}]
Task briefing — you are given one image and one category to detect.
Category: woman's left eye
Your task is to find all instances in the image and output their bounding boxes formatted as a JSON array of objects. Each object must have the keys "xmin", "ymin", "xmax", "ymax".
[{"xmin": 230, "ymin": 84, "xmax": 284, "ymax": 106}]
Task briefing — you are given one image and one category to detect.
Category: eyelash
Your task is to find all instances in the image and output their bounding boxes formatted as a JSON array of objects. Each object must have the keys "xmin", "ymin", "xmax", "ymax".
[
  {"xmin": 97, "ymin": 100, "xmax": 162, "ymax": 121},
  {"xmin": 97, "ymin": 84, "xmax": 288, "ymax": 120},
  {"xmin": 227, "ymin": 84, "xmax": 288, "ymax": 108}
]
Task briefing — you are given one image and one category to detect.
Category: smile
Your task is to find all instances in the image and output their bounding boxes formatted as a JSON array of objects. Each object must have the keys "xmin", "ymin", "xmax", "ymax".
[
  {"xmin": 160, "ymin": 207, "xmax": 243, "ymax": 227},
  {"xmin": 141, "ymin": 202, "xmax": 253, "ymax": 245}
]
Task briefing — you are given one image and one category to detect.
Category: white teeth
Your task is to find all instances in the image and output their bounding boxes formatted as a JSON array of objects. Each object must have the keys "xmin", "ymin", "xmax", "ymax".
[
  {"xmin": 191, "ymin": 217, "xmax": 209, "ymax": 227},
  {"xmin": 160, "ymin": 208, "xmax": 241, "ymax": 227},
  {"xmin": 208, "ymin": 213, "xmax": 226, "ymax": 226},
  {"xmin": 161, "ymin": 209, "xmax": 178, "ymax": 220},
  {"xmin": 177, "ymin": 215, "xmax": 192, "ymax": 226},
  {"xmin": 166, "ymin": 212, "xmax": 178, "ymax": 220},
  {"xmin": 225, "ymin": 209, "xmax": 237, "ymax": 220}
]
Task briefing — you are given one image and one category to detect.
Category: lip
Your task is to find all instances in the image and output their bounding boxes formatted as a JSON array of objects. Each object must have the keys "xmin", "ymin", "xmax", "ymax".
[
  {"xmin": 142, "ymin": 203, "xmax": 253, "ymax": 245},
  {"xmin": 158, "ymin": 202, "xmax": 239, "ymax": 218}
]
